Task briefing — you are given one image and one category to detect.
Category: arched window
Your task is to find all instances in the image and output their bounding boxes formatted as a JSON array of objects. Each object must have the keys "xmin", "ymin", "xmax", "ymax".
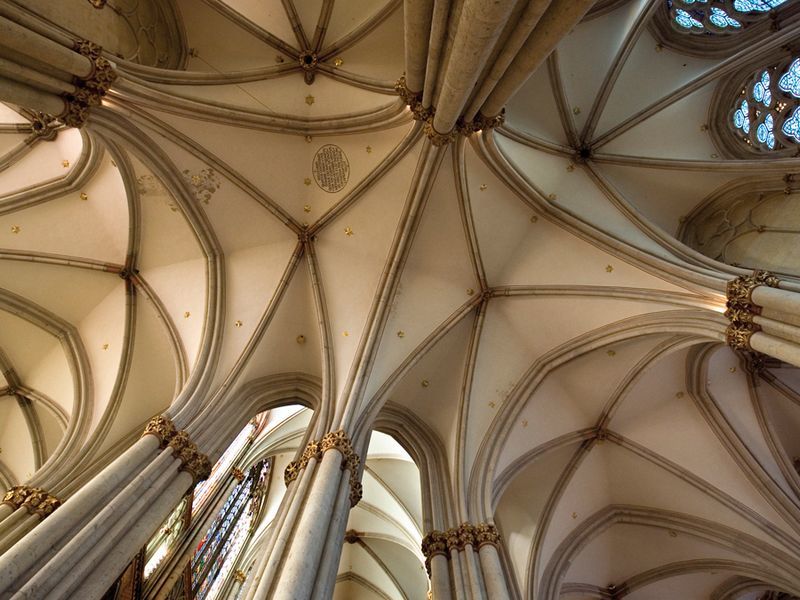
[
  {"xmin": 192, "ymin": 460, "xmax": 270, "ymax": 600},
  {"xmin": 712, "ymin": 56, "xmax": 800, "ymax": 156},
  {"xmin": 668, "ymin": 0, "xmax": 789, "ymax": 34}
]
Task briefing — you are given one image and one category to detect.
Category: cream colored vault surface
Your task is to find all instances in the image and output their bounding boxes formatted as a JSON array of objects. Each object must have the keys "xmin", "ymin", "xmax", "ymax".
[{"xmin": 1, "ymin": 0, "xmax": 800, "ymax": 598}]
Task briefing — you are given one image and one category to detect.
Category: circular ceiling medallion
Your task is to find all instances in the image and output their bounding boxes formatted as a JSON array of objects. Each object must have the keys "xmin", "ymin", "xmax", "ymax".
[{"xmin": 312, "ymin": 144, "xmax": 350, "ymax": 193}]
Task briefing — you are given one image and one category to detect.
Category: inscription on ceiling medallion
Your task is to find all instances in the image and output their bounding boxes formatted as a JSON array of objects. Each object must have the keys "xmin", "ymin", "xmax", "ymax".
[{"xmin": 312, "ymin": 145, "xmax": 349, "ymax": 193}]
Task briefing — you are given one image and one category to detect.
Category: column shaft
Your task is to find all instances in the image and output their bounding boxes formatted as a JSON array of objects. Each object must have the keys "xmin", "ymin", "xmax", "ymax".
[
  {"xmin": 0, "ymin": 75, "xmax": 64, "ymax": 116},
  {"xmin": 405, "ymin": 0, "xmax": 436, "ymax": 93},
  {"xmin": 478, "ymin": 544, "xmax": 511, "ymax": 600},
  {"xmin": 752, "ymin": 285, "xmax": 800, "ymax": 317},
  {"xmin": 432, "ymin": 0, "xmax": 518, "ymax": 133},
  {"xmin": 481, "ymin": 0, "xmax": 596, "ymax": 117},
  {"xmin": 430, "ymin": 554, "xmax": 451, "ymax": 599},
  {"xmin": 0, "ymin": 15, "xmax": 92, "ymax": 78},
  {"xmin": 271, "ymin": 450, "xmax": 346, "ymax": 600},
  {"xmin": 750, "ymin": 332, "xmax": 800, "ymax": 368}
]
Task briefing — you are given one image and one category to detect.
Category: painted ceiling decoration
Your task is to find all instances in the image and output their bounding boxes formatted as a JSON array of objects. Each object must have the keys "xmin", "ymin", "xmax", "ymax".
[{"xmin": 0, "ymin": 0, "xmax": 799, "ymax": 599}]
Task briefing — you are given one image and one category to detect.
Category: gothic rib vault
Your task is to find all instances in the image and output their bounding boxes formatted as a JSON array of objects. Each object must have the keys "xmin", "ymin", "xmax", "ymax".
[{"xmin": 1, "ymin": 0, "xmax": 800, "ymax": 598}]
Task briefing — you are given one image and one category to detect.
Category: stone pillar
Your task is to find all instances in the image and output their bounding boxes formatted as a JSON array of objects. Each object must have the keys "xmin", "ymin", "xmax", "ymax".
[
  {"xmin": 404, "ymin": 0, "xmax": 435, "ymax": 93},
  {"xmin": 0, "ymin": 485, "xmax": 62, "ymax": 554},
  {"xmin": 431, "ymin": 0, "xmax": 518, "ymax": 135},
  {"xmin": 249, "ymin": 430, "xmax": 363, "ymax": 600},
  {"xmin": 422, "ymin": 522, "xmax": 512, "ymax": 599},
  {"xmin": 481, "ymin": 0, "xmax": 597, "ymax": 118},
  {"xmin": 0, "ymin": 416, "xmax": 211, "ymax": 600},
  {"xmin": 0, "ymin": 16, "xmax": 118, "ymax": 128}
]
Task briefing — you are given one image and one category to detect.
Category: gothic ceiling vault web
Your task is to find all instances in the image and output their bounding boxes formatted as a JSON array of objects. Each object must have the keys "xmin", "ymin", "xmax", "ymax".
[{"xmin": 1, "ymin": 0, "xmax": 800, "ymax": 598}]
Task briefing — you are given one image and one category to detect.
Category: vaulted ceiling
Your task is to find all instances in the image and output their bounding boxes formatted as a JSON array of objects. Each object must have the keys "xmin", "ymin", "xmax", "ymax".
[{"xmin": 2, "ymin": 0, "xmax": 800, "ymax": 598}]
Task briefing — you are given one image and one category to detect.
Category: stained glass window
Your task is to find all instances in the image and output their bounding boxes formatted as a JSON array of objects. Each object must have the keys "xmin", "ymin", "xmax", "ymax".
[
  {"xmin": 778, "ymin": 59, "xmax": 800, "ymax": 98},
  {"xmin": 143, "ymin": 497, "xmax": 190, "ymax": 579},
  {"xmin": 727, "ymin": 58, "xmax": 800, "ymax": 152},
  {"xmin": 669, "ymin": 0, "xmax": 792, "ymax": 33},
  {"xmin": 192, "ymin": 460, "xmax": 270, "ymax": 600},
  {"xmin": 193, "ymin": 421, "xmax": 256, "ymax": 515}
]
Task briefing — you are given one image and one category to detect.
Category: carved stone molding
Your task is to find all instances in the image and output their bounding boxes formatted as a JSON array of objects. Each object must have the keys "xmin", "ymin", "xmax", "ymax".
[
  {"xmin": 168, "ymin": 431, "xmax": 212, "ymax": 485},
  {"xmin": 725, "ymin": 270, "xmax": 779, "ymax": 351},
  {"xmin": 284, "ymin": 430, "xmax": 363, "ymax": 506},
  {"xmin": 58, "ymin": 40, "xmax": 118, "ymax": 128},
  {"xmin": 422, "ymin": 522, "xmax": 502, "ymax": 573},
  {"xmin": 141, "ymin": 415, "xmax": 177, "ymax": 448},
  {"xmin": 231, "ymin": 467, "xmax": 245, "ymax": 482}
]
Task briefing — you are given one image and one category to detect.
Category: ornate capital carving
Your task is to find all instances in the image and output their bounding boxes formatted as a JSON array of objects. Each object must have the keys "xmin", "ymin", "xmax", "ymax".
[
  {"xmin": 726, "ymin": 321, "xmax": 760, "ymax": 351},
  {"xmin": 425, "ymin": 522, "xmax": 502, "ymax": 571},
  {"xmin": 167, "ymin": 430, "xmax": 211, "ymax": 484},
  {"xmin": 19, "ymin": 487, "xmax": 62, "ymax": 519},
  {"xmin": 2, "ymin": 485, "xmax": 32, "ymax": 510},
  {"xmin": 727, "ymin": 270, "xmax": 780, "ymax": 305},
  {"xmin": 233, "ymin": 569, "xmax": 246, "ymax": 583},
  {"xmin": 423, "ymin": 121, "xmax": 456, "ymax": 147},
  {"xmin": 349, "ymin": 480, "xmax": 363, "ymax": 508},
  {"xmin": 142, "ymin": 415, "xmax": 177, "ymax": 448},
  {"xmin": 724, "ymin": 270, "xmax": 778, "ymax": 353},
  {"xmin": 283, "ymin": 431, "xmax": 363, "ymax": 506},
  {"xmin": 231, "ymin": 467, "xmax": 245, "ymax": 482},
  {"xmin": 59, "ymin": 40, "xmax": 118, "ymax": 128},
  {"xmin": 474, "ymin": 523, "xmax": 501, "ymax": 548}
]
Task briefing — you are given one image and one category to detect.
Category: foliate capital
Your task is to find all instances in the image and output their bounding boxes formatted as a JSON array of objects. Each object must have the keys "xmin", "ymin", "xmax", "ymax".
[
  {"xmin": 59, "ymin": 40, "xmax": 118, "ymax": 128},
  {"xmin": 474, "ymin": 522, "xmax": 501, "ymax": 548},
  {"xmin": 166, "ymin": 429, "xmax": 211, "ymax": 484},
  {"xmin": 726, "ymin": 270, "xmax": 779, "ymax": 305},
  {"xmin": 2, "ymin": 485, "xmax": 32, "ymax": 510},
  {"xmin": 142, "ymin": 415, "xmax": 177, "ymax": 448},
  {"xmin": 726, "ymin": 321, "xmax": 760, "ymax": 351},
  {"xmin": 20, "ymin": 487, "xmax": 62, "ymax": 519}
]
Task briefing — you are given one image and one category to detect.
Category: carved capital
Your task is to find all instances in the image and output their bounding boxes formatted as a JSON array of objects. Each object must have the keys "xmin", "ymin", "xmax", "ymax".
[
  {"xmin": 59, "ymin": 40, "xmax": 118, "ymax": 128},
  {"xmin": 726, "ymin": 270, "xmax": 780, "ymax": 305},
  {"xmin": 231, "ymin": 467, "xmax": 245, "ymax": 482},
  {"xmin": 474, "ymin": 523, "xmax": 501, "ymax": 548},
  {"xmin": 284, "ymin": 460, "xmax": 302, "ymax": 486},
  {"xmin": 456, "ymin": 111, "xmax": 506, "ymax": 137},
  {"xmin": 141, "ymin": 415, "xmax": 177, "ymax": 448},
  {"xmin": 167, "ymin": 430, "xmax": 211, "ymax": 484},
  {"xmin": 421, "ymin": 530, "xmax": 448, "ymax": 559},
  {"xmin": 726, "ymin": 321, "xmax": 760, "ymax": 350},
  {"xmin": 21, "ymin": 488, "xmax": 62, "ymax": 519},
  {"xmin": 2, "ymin": 485, "xmax": 32, "ymax": 510},
  {"xmin": 349, "ymin": 480, "xmax": 363, "ymax": 507},
  {"xmin": 233, "ymin": 569, "xmax": 246, "ymax": 583},
  {"xmin": 423, "ymin": 121, "xmax": 456, "ymax": 147}
]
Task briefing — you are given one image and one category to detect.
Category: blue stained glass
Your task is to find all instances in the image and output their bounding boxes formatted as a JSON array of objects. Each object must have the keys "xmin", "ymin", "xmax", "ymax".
[
  {"xmin": 709, "ymin": 6, "xmax": 742, "ymax": 27},
  {"xmin": 756, "ymin": 113, "xmax": 775, "ymax": 149},
  {"xmin": 681, "ymin": 0, "xmax": 708, "ymax": 3},
  {"xmin": 675, "ymin": 8, "xmax": 704, "ymax": 28},
  {"xmin": 733, "ymin": 0, "xmax": 787, "ymax": 12},
  {"xmin": 778, "ymin": 58, "xmax": 800, "ymax": 99},
  {"xmin": 733, "ymin": 99, "xmax": 750, "ymax": 134},
  {"xmin": 752, "ymin": 71, "xmax": 773, "ymax": 107},
  {"xmin": 782, "ymin": 107, "xmax": 800, "ymax": 142}
]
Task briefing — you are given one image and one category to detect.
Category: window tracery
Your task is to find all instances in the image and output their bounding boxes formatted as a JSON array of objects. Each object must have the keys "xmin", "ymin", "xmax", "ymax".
[
  {"xmin": 668, "ymin": 0, "xmax": 787, "ymax": 33},
  {"xmin": 722, "ymin": 58, "xmax": 800, "ymax": 154}
]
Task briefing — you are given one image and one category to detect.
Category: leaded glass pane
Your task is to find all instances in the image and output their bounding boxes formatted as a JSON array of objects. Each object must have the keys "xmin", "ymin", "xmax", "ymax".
[{"xmin": 778, "ymin": 59, "xmax": 800, "ymax": 98}]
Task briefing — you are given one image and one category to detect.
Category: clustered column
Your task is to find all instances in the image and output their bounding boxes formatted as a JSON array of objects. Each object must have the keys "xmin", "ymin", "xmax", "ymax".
[
  {"xmin": 245, "ymin": 429, "xmax": 363, "ymax": 600},
  {"xmin": 725, "ymin": 270, "xmax": 800, "ymax": 367},
  {"xmin": 0, "ymin": 12, "xmax": 117, "ymax": 127},
  {"xmin": 0, "ymin": 415, "xmax": 211, "ymax": 599},
  {"xmin": 422, "ymin": 522, "xmax": 511, "ymax": 600}
]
